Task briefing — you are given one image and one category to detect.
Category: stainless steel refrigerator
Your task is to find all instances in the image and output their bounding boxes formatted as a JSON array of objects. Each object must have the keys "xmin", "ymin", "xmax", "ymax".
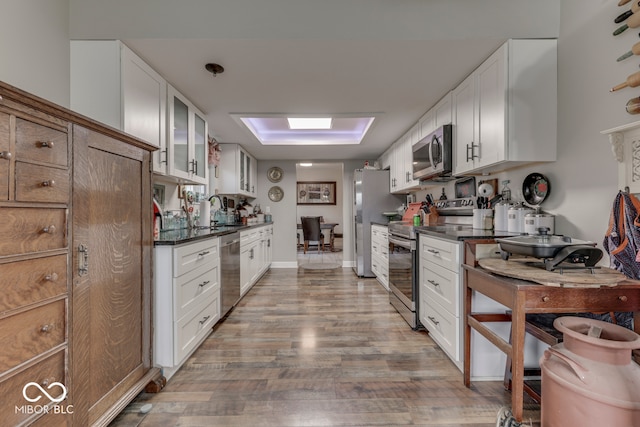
[{"xmin": 353, "ymin": 169, "xmax": 404, "ymax": 277}]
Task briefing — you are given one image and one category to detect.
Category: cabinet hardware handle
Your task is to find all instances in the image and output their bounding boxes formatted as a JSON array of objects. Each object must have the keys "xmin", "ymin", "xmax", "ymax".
[
  {"xmin": 198, "ymin": 280, "xmax": 210, "ymax": 288},
  {"xmin": 619, "ymin": 295, "xmax": 628, "ymax": 302},
  {"xmin": 161, "ymin": 149, "xmax": 168, "ymax": 164},
  {"xmin": 542, "ymin": 296, "xmax": 550, "ymax": 302},
  {"xmin": 41, "ymin": 180, "xmax": 55, "ymax": 187},
  {"xmin": 44, "ymin": 272, "xmax": 59, "ymax": 282},
  {"xmin": 427, "ymin": 316, "xmax": 440, "ymax": 325},
  {"xmin": 427, "ymin": 249, "xmax": 440, "ymax": 255},
  {"xmin": 194, "ymin": 159, "xmax": 198, "ymax": 175},
  {"xmin": 249, "ymin": 248, "xmax": 254, "ymax": 259},
  {"xmin": 78, "ymin": 244, "xmax": 89, "ymax": 276},
  {"xmin": 199, "ymin": 315, "xmax": 210, "ymax": 324},
  {"xmin": 0, "ymin": 151, "xmax": 11, "ymax": 160},
  {"xmin": 406, "ymin": 171, "xmax": 410, "ymax": 183},
  {"xmin": 267, "ymin": 239, "xmax": 271, "ymax": 248},
  {"xmin": 42, "ymin": 225, "xmax": 56, "ymax": 234},
  {"xmin": 39, "ymin": 141, "xmax": 54, "ymax": 148},
  {"xmin": 40, "ymin": 324, "xmax": 54, "ymax": 333},
  {"xmin": 427, "ymin": 279, "xmax": 440, "ymax": 287},
  {"xmin": 198, "ymin": 250, "xmax": 210, "ymax": 257}
]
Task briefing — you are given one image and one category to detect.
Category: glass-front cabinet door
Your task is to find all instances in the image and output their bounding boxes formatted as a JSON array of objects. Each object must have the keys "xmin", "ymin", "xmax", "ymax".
[
  {"xmin": 193, "ymin": 112, "xmax": 207, "ymax": 182},
  {"xmin": 167, "ymin": 84, "xmax": 208, "ymax": 184}
]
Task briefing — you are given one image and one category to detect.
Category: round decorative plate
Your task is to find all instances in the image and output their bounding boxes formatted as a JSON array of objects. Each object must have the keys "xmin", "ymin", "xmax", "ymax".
[
  {"xmin": 267, "ymin": 166, "xmax": 284, "ymax": 183},
  {"xmin": 268, "ymin": 186, "xmax": 284, "ymax": 202}
]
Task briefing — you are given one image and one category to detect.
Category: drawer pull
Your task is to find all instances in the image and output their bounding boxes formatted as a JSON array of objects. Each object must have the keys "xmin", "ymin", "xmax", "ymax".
[
  {"xmin": 41, "ymin": 180, "xmax": 56, "ymax": 187},
  {"xmin": 40, "ymin": 324, "xmax": 53, "ymax": 333},
  {"xmin": 198, "ymin": 250, "xmax": 210, "ymax": 257},
  {"xmin": 199, "ymin": 315, "xmax": 210, "ymax": 325},
  {"xmin": 42, "ymin": 225, "xmax": 56, "ymax": 234},
  {"xmin": 427, "ymin": 279, "xmax": 440, "ymax": 287},
  {"xmin": 198, "ymin": 280, "xmax": 210, "ymax": 288},
  {"xmin": 542, "ymin": 296, "xmax": 550, "ymax": 302},
  {"xmin": 0, "ymin": 151, "xmax": 11, "ymax": 160},
  {"xmin": 39, "ymin": 141, "xmax": 55, "ymax": 148},
  {"xmin": 619, "ymin": 295, "xmax": 628, "ymax": 302},
  {"xmin": 427, "ymin": 249, "xmax": 440, "ymax": 255},
  {"xmin": 44, "ymin": 272, "xmax": 59, "ymax": 282},
  {"xmin": 427, "ymin": 316, "xmax": 440, "ymax": 325}
]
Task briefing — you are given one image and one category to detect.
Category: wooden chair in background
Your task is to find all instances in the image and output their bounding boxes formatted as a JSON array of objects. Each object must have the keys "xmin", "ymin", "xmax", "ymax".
[{"xmin": 301, "ymin": 216, "xmax": 324, "ymax": 254}]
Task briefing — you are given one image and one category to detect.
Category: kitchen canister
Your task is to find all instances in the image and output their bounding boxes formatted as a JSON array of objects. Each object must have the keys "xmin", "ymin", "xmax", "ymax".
[
  {"xmin": 472, "ymin": 208, "xmax": 493, "ymax": 229},
  {"xmin": 494, "ymin": 202, "xmax": 514, "ymax": 231},
  {"xmin": 524, "ymin": 212, "xmax": 555, "ymax": 235},
  {"xmin": 540, "ymin": 316, "xmax": 640, "ymax": 426},
  {"xmin": 507, "ymin": 205, "xmax": 534, "ymax": 233}
]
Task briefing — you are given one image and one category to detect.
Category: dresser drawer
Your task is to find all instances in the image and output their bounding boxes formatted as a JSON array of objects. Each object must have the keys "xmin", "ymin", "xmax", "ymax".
[
  {"xmin": 15, "ymin": 118, "xmax": 68, "ymax": 167},
  {"xmin": 173, "ymin": 238, "xmax": 219, "ymax": 278},
  {"xmin": 419, "ymin": 236, "xmax": 460, "ymax": 272},
  {"xmin": 15, "ymin": 162, "xmax": 70, "ymax": 203},
  {"xmin": 0, "ymin": 254, "xmax": 67, "ymax": 313},
  {"xmin": 175, "ymin": 293, "xmax": 219, "ymax": 363},
  {"xmin": 420, "ymin": 261, "xmax": 459, "ymax": 316},
  {"xmin": 0, "ymin": 299, "xmax": 66, "ymax": 372},
  {"xmin": 175, "ymin": 263, "xmax": 219, "ymax": 321},
  {"xmin": 0, "ymin": 349, "xmax": 66, "ymax": 427},
  {"xmin": 0, "ymin": 208, "xmax": 67, "ymax": 257}
]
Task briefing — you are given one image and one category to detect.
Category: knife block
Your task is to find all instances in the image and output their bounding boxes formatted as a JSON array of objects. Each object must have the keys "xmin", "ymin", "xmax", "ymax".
[{"xmin": 421, "ymin": 206, "xmax": 439, "ymax": 226}]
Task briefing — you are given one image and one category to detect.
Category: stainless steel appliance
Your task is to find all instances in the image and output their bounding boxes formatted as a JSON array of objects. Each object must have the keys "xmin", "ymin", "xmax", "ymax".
[
  {"xmin": 353, "ymin": 169, "xmax": 404, "ymax": 277},
  {"xmin": 388, "ymin": 221, "xmax": 420, "ymax": 329},
  {"xmin": 412, "ymin": 124, "xmax": 453, "ymax": 182},
  {"xmin": 220, "ymin": 232, "xmax": 241, "ymax": 317}
]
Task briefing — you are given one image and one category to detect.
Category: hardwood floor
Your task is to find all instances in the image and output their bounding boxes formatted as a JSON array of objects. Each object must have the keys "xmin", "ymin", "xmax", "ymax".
[{"xmin": 110, "ymin": 267, "xmax": 541, "ymax": 426}]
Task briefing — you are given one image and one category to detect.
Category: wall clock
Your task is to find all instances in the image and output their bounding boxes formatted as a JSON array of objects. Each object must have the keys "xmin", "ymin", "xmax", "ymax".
[
  {"xmin": 267, "ymin": 166, "xmax": 284, "ymax": 182},
  {"xmin": 268, "ymin": 186, "xmax": 284, "ymax": 202}
]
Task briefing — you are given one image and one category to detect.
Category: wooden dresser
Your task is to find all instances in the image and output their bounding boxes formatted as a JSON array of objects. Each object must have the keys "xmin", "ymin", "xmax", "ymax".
[{"xmin": 0, "ymin": 81, "xmax": 160, "ymax": 426}]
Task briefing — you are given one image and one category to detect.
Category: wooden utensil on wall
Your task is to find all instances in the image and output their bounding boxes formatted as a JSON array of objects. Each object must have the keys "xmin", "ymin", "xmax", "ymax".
[
  {"xmin": 613, "ymin": 10, "xmax": 640, "ymax": 34},
  {"xmin": 617, "ymin": 41, "xmax": 640, "ymax": 61},
  {"xmin": 611, "ymin": 70, "xmax": 640, "ymax": 91}
]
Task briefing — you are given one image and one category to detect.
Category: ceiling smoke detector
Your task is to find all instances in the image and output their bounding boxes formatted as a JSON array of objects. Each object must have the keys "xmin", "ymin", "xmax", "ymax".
[{"xmin": 205, "ymin": 63, "xmax": 224, "ymax": 76}]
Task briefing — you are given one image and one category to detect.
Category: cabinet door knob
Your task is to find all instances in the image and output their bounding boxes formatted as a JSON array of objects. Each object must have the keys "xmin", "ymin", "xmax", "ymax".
[
  {"xmin": 41, "ymin": 180, "xmax": 55, "ymax": 187},
  {"xmin": 44, "ymin": 272, "xmax": 59, "ymax": 282},
  {"xmin": 0, "ymin": 151, "xmax": 11, "ymax": 160},
  {"xmin": 42, "ymin": 225, "xmax": 56, "ymax": 234},
  {"xmin": 39, "ymin": 141, "xmax": 54, "ymax": 148},
  {"xmin": 619, "ymin": 295, "xmax": 628, "ymax": 302},
  {"xmin": 40, "ymin": 324, "xmax": 53, "ymax": 333}
]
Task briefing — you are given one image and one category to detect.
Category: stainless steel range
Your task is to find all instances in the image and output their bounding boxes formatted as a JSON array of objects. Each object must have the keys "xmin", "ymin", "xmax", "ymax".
[{"xmin": 388, "ymin": 197, "xmax": 475, "ymax": 329}]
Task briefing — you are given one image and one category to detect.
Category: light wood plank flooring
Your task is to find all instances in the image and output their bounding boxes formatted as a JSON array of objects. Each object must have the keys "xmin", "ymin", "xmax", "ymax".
[{"xmin": 110, "ymin": 267, "xmax": 540, "ymax": 426}]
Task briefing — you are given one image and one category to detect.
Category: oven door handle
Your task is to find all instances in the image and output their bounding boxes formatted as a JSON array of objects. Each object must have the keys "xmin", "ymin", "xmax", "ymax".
[{"xmin": 388, "ymin": 236, "xmax": 415, "ymax": 250}]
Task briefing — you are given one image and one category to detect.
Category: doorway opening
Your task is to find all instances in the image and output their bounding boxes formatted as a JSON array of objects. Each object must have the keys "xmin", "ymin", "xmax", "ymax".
[{"xmin": 295, "ymin": 162, "xmax": 344, "ymax": 269}]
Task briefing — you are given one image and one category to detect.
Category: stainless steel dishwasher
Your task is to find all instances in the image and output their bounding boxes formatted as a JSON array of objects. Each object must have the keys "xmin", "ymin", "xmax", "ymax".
[{"xmin": 220, "ymin": 232, "xmax": 241, "ymax": 318}]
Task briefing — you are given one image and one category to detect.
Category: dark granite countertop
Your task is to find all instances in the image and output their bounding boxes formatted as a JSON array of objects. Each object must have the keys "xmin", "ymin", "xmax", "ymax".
[
  {"xmin": 416, "ymin": 225, "xmax": 521, "ymax": 242},
  {"xmin": 155, "ymin": 222, "xmax": 273, "ymax": 246}
]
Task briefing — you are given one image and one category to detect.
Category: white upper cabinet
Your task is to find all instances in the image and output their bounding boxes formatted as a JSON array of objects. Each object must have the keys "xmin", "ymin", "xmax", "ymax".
[
  {"xmin": 452, "ymin": 39, "xmax": 557, "ymax": 175},
  {"xmin": 433, "ymin": 91, "xmax": 453, "ymax": 129},
  {"xmin": 71, "ymin": 40, "xmax": 167, "ymax": 170},
  {"xmin": 167, "ymin": 84, "xmax": 208, "ymax": 185},
  {"xmin": 218, "ymin": 144, "xmax": 258, "ymax": 198}
]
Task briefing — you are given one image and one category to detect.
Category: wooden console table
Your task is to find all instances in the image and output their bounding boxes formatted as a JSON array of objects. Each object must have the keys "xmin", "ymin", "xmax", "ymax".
[{"xmin": 462, "ymin": 261, "xmax": 640, "ymax": 422}]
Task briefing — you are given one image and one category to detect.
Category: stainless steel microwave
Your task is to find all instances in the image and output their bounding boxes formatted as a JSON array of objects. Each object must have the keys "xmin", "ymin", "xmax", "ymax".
[{"xmin": 412, "ymin": 124, "xmax": 453, "ymax": 181}]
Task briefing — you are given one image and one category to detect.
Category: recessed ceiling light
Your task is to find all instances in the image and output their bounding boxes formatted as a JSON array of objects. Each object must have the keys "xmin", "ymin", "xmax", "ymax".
[
  {"xmin": 287, "ymin": 117, "xmax": 332, "ymax": 130},
  {"xmin": 299, "ymin": 163, "xmax": 313, "ymax": 167}
]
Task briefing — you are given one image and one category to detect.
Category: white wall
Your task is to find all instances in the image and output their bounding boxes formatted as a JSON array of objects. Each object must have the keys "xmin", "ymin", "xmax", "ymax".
[{"xmin": 0, "ymin": 0, "xmax": 70, "ymax": 107}]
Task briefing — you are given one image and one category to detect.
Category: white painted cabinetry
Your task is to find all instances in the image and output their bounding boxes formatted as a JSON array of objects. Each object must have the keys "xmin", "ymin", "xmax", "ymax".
[
  {"xmin": 70, "ymin": 40, "xmax": 167, "ymax": 171},
  {"xmin": 240, "ymin": 224, "xmax": 273, "ymax": 296},
  {"xmin": 167, "ymin": 84, "xmax": 208, "ymax": 185},
  {"xmin": 418, "ymin": 235, "xmax": 463, "ymax": 366},
  {"xmin": 389, "ymin": 133, "xmax": 420, "ymax": 194},
  {"xmin": 453, "ymin": 39, "xmax": 557, "ymax": 175},
  {"xmin": 154, "ymin": 238, "xmax": 221, "ymax": 380},
  {"xmin": 370, "ymin": 224, "xmax": 390, "ymax": 289},
  {"xmin": 219, "ymin": 143, "xmax": 258, "ymax": 198}
]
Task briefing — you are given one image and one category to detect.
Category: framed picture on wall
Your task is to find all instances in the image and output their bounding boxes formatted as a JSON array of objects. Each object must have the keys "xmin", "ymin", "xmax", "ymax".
[{"xmin": 296, "ymin": 181, "xmax": 336, "ymax": 205}]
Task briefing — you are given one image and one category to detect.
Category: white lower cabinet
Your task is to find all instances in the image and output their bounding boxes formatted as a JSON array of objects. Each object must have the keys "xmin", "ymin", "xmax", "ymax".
[
  {"xmin": 240, "ymin": 224, "xmax": 272, "ymax": 296},
  {"xmin": 154, "ymin": 237, "xmax": 220, "ymax": 380},
  {"xmin": 371, "ymin": 224, "xmax": 390, "ymax": 289}
]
